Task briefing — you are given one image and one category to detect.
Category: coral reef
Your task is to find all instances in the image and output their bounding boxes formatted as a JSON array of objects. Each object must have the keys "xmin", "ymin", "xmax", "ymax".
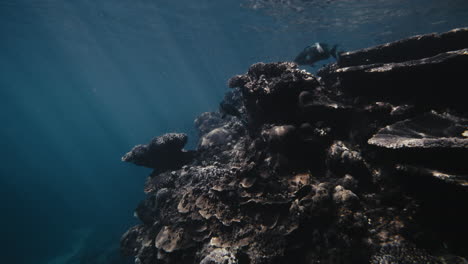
[{"xmin": 121, "ymin": 28, "xmax": 468, "ymax": 264}]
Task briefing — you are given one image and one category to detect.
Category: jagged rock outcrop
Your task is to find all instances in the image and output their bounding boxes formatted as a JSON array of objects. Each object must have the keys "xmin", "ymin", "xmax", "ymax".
[
  {"xmin": 121, "ymin": 28, "xmax": 468, "ymax": 264},
  {"xmin": 368, "ymin": 111, "xmax": 468, "ymax": 149},
  {"xmin": 228, "ymin": 62, "xmax": 320, "ymax": 126},
  {"xmin": 122, "ymin": 133, "xmax": 194, "ymax": 172},
  {"xmin": 338, "ymin": 28, "xmax": 468, "ymax": 67},
  {"xmin": 336, "ymin": 48, "xmax": 468, "ymax": 110}
]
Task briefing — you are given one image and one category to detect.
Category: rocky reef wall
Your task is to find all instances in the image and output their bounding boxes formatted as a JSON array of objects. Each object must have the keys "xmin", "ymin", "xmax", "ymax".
[{"xmin": 120, "ymin": 28, "xmax": 468, "ymax": 264}]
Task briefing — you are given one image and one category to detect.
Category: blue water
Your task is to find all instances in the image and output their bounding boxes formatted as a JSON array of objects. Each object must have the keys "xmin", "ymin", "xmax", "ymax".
[{"xmin": 1, "ymin": 0, "xmax": 467, "ymax": 263}]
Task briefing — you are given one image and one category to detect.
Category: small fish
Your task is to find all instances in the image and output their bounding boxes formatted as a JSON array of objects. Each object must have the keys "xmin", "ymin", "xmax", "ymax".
[{"xmin": 294, "ymin": 42, "xmax": 339, "ymax": 67}]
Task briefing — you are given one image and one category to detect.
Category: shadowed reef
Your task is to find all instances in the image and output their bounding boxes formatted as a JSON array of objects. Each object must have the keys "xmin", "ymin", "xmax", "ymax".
[{"xmin": 120, "ymin": 28, "xmax": 468, "ymax": 264}]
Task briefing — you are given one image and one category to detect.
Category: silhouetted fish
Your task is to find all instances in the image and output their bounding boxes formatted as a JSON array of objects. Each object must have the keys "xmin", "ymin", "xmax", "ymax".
[{"xmin": 294, "ymin": 42, "xmax": 339, "ymax": 66}]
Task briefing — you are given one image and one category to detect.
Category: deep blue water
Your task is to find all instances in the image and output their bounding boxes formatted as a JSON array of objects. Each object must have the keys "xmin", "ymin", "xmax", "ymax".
[{"xmin": 0, "ymin": 0, "xmax": 467, "ymax": 263}]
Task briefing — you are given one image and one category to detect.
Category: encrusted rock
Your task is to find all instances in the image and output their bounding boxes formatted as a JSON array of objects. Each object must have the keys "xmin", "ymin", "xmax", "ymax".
[
  {"xmin": 368, "ymin": 111, "xmax": 468, "ymax": 149},
  {"xmin": 228, "ymin": 62, "xmax": 320, "ymax": 126},
  {"xmin": 339, "ymin": 28, "xmax": 468, "ymax": 67},
  {"xmin": 195, "ymin": 112, "xmax": 225, "ymax": 136},
  {"xmin": 200, "ymin": 248, "xmax": 238, "ymax": 264},
  {"xmin": 326, "ymin": 141, "xmax": 368, "ymax": 177},
  {"xmin": 266, "ymin": 125, "xmax": 298, "ymax": 151},
  {"xmin": 396, "ymin": 164, "xmax": 468, "ymax": 187},
  {"xmin": 333, "ymin": 185, "xmax": 359, "ymax": 206},
  {"xmin": 155, "ymin": 226, "xmax": 186, "ymax": 253},
  {"xmin": 339, "ymin": 174, "xmax": 358, "ymax": 192},
  {"xmin": 199, "ymin": 128, "xmax": 233, "ymax": 149},
  {"xmin": 336, "ymin": 48, "xmax": 468, "ymax": 110},
  {"xmin": 370, "ymin": 243, "xmax": 441, "ymax": 264},
  {"xmin": 368, "ymin": 111, "xmax": 468, "ymax": 174},
  {"xmin": 122, "ymin": 133, "xmax": 194, "ymax": 172},
  {"xmin": 121, "ymin": 225, "xmax": 157, "ymax": 264}
]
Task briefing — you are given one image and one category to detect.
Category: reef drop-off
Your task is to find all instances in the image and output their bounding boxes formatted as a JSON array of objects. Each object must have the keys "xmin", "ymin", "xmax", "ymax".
[{"xmin": 120, "ymin": 28, "xmax": 468, "ymax": 264}]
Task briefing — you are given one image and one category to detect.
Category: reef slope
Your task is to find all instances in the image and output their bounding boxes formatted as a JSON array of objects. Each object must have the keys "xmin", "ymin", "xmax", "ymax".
[{"xmin": 121, "ymin": 28, "xmax": 468, "ymax": 264}]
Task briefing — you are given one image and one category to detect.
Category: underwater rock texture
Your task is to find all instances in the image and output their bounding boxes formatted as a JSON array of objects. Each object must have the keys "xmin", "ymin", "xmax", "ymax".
[
  {"xmin": 338, "ymin": 28, "xmax": 468, "ymax": 67},
  {"xmin": 122, "ymin": 133, "xmax": 194, "ymax": 172},
  {"xmin": 121, "ymin": 28, "xmax": 468, "ymax": 264}
]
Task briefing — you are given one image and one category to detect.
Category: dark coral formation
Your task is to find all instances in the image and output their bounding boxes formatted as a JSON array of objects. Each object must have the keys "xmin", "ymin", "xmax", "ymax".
[
  {"xmin": 122, "ymin": 133, "xmax": 194, "ymax": 172},
  {"xmin": 121, "ymin": 28, "xmax": 468, "ymax": 264},
  {"xmin": 338, "ymin": 28, "xmax": 468, "ymax": 67},
  {"xmin": 368, "ymin": 111, "xmax": 468, "ymax": 149}
]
